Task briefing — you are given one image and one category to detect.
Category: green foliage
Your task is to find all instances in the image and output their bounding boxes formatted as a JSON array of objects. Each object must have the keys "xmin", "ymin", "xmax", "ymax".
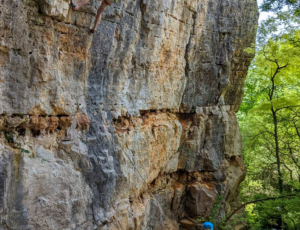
[
  {"xmin": 241, "ymin": 194, "xmax": 300, "ymax": 229},
  {"xmin": 260, "ymin": 0, "xmax": 300, "ymax": 16},
  {"xmin": 197, "ymin": 216, "xmax": 206, "ymax": 223},
  {"xmin": 209, "ymin": 195, "xmax": 223, "ymax": 224},
  {"xmin": 197, "ymin": 195, "xmax": 224, "ymax": 228},
  {"xmin": 20, "ymin": 148, "xmax": 30, "ymax": 154},
  {"xmin": 2, "ymin": 134, "xmax": 46, "ymax": 162},
  {"xmin": 20, "ymin": 147, "xmax": 36, "ymax": 159},
  {"xmin": 4, "ymin": 131, "xmax": 14, "ymax": 143},
  {"xmin": 178, "ymin": 146, "xmax": 194, "ymax": 155},
  {"xmin": 257, "ymin": 0, "xmax": 300, "ymax": 47},
  {"xmin": 238, "ymin": 31, "xmax": 300, "ymax": 229}
]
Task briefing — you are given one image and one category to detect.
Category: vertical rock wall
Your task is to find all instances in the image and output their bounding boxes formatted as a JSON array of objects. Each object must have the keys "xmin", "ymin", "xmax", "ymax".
[{"xmin": 0, "ymin": 0, "xmax": 258, "ymax": 229}]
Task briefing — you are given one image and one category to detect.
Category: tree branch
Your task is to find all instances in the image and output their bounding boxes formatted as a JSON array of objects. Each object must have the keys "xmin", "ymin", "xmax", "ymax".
[
  {"xmin": 275, "ymin": 105, "xmax": 300, "ymax": 113},
  {"xmin": 225, "ymin": 194, "xmax": 299, "ymax": 223}
]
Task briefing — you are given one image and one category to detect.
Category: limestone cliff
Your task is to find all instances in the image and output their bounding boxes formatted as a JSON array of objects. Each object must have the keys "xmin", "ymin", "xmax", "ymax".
[{"xmin": 0, "ymin": 0, "xmax": 258, "ymax": 229}]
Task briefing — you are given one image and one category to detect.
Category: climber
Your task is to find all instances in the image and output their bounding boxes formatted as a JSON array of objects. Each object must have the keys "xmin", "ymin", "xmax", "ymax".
[
  {"xmin": 202, "ymin": 222, "xmax": 214, "ymax": 230},
  {"xmin": 70, "ymin": 0, "xmax": 118, "ymax": 34}
]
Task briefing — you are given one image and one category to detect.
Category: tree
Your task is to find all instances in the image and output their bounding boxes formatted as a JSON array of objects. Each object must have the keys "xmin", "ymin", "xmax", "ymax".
[
  {"xmin": 257, "ymin": 0, "xmax": 300, "ymax": 47},
  {"xmin": 225, "ymin": 193, "xmax": 299, "ymax": 224},
  {"xmin": 237, "ymin": 34, "xmax": 300, "ymax": 229}
]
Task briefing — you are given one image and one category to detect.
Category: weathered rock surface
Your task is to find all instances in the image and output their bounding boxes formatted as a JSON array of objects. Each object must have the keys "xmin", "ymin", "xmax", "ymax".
[{"xmin": 0, "ymin": 0, "xmax": 258, "ymax": 229}]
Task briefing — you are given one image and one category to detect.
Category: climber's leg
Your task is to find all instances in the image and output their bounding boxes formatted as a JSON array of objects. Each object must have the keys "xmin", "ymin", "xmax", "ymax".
[
  {"xmin": 71, "ymin": 0, "xmax": 90, "ymax": 11},
  {"xmin": 90, "ymin": 0, "xmax": 110, "ymax": 33}
]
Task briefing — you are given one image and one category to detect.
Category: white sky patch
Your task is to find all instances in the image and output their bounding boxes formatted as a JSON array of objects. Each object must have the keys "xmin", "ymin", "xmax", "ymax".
[
  {"xmin": 257, "ymin": 0, "xmax": 276, "ymax": 22},
  {"xmin": 257, "ymin": 0, "xmax": 291, "ymax": 36}
]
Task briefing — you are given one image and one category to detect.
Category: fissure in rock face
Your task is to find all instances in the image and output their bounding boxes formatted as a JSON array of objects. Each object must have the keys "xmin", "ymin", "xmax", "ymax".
[{"xmin": 0, "ymin": 0, "xmax": 258, "ymax": 229}]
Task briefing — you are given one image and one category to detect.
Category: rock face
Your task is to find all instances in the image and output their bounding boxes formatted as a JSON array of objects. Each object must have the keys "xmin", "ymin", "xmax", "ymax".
[{"xmin": 0, "ymin": 0, "xmax": 258, "ymax": 229}]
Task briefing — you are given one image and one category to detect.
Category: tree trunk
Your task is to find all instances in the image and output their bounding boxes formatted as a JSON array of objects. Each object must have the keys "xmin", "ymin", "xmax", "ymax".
[{"xmin": 271, "ymin": 107, "xmax": 283, "ymax": 194}]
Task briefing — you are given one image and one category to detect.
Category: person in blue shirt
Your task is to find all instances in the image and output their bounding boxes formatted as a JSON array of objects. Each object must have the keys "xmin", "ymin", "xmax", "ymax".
[
  {"xmin": 202, "ymin": 222, "xmax": 214, "ymax": 230},
  {"xmin": 71, "ymin": 0, "xmax": 118, "ymax": 33}
]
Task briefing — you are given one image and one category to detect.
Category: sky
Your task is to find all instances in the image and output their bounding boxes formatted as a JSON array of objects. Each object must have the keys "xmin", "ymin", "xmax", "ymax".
[{"xmin": 257, "ymin": 0, "xmax": 275, "ymax": 22}]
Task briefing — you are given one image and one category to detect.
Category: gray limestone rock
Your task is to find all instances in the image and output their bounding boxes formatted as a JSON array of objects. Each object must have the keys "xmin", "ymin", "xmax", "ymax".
[{"xmin": 0, "ymin": 0, "xmax": 258, "ymax": 229}]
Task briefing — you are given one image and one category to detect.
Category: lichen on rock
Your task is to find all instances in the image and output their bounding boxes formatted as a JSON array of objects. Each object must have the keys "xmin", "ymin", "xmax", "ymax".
[{"xmin": 0, "ymin": 0, "xmax": 258, "ymax": 229}]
